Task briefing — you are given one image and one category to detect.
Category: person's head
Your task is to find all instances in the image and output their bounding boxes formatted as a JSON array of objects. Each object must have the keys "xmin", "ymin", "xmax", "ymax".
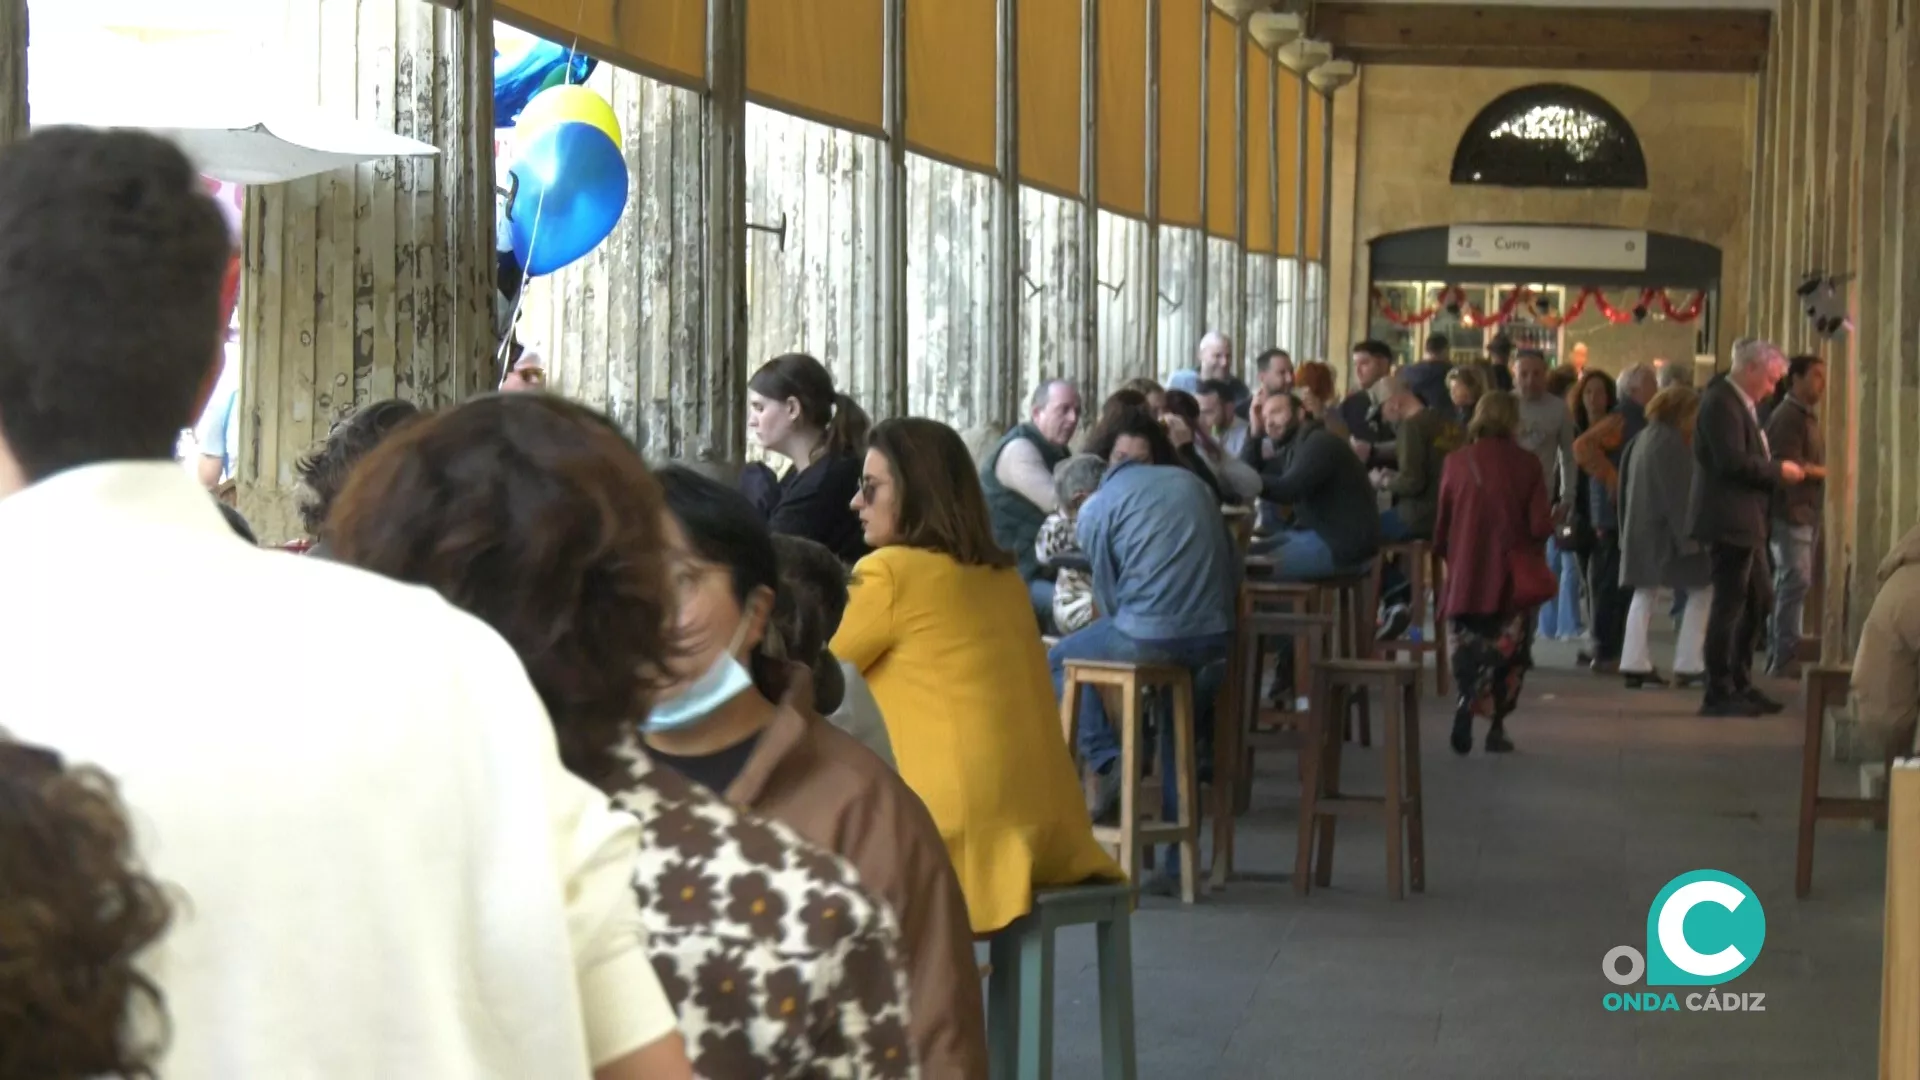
[
  {"xmin": 1487, "ymin": 334, "xmax": 1514, "ymax": 367},
  {"xmin": 1259, "ymin": 391, "xmax": 1307, "ymax": 443},
  {"xmin": 1053, "ymin": 453, "xmax": 1107, "ymax": 516},
  {"xmin": 1027, "ymin": 379, "xmax": 1082, "ymax": 446},
  {"xmin": 1728, "ymin": 338, "xmax": 1788, "ymax": 403},
  {"xmin": 1545, "ymin": 365, "xmax": 1580, "ymax": 401},
  {"xmin": 1573, "ymin": 369, "xmax": 1618, "ymax": 430},
  {"xmin": 1378, "ymin": 374, "xmax": 1422, "ymax": 425},
  {"xmin": 1196, "ymin": 331, "xmax": 1233, "ymax": 378},
  {"xmin": 856, "ymin": 418, "xmax": 1014, "ymax": 568},
  {"xmin": 326, "ymin": 395, "xmax": 677, "ymax": 792},
  {"xmin": 656, "ymin": 466, "xmax": 794, "ymax": 715},
  {"xmin": 0, "ymin": 128, "xmax": 232, "ymax": 499},
  {"xmin": 499, "ymin": 343, "xmax": 546, "ymax": 393},
  {"xmin": 1447, "ymin": 365, "xmax": 1486, "ymax": 410},
  {"xmin": 1293, "ymin": 361, "xmax": 1337, "ymax": 410},
  {"xmin": 1255, "ymin": 348, "xmax": 1294, "ymax": 395},
  {"xmin": 1785, "ymin": 353, "xmax": 1827, "ymax": 406},
  {"xmin": 1569, "ymin": 341, "xmax": 1590, "ymax": 372},
  {"xmin": 1654, "ymin": 357, "xmax": 1689, "ymax": 390},
  {"xmin": 1467, "ymin": 390, "xmax": 1522, "ymax": 441},
  {"xmin": 1162, "ymin": 388, "xmax": 1202, "ymax": 428},
  {"xmin": 1351, "ymin": 340, "xmax": 1394, "ymax": 390},
  {"xmin": 1513, "ymin": 348, "xmax": 1550, "ymax": 399},
  {"xmin": 1089, "ymin": 401, "xmax": 1177, "ymax": 467},
  {"xmin": 1195, "ymin": 379, "xmax": 1236, "ymax": 433},
  {"xmin": 769, "ymin": 534, "xmax": 852, "ymax": 715},
  {"xmin": 0, "ymin": 736, "xmax": 172, "ymax": 1079},
  {"xmin": 1119, "ymin": 377, "xmax": 1166, "ymax": 416},
  {"xmin": 1423, "ymin": 333, "xmax": 1449, "ymax": 362},
  {"xmin": 746, "ymin": 353, "xmax": 871, "ymax": 463},
  {"xmin": 1645, "ymin": 384, "xmax": 1703, "ymax": 442},
  {"xmin": 294, "ymin": 399, "xmax": 423, "ymax": 538},
  {"xmin": 1616, "ymin": 363, "xmax": 1658, "ymax": 408}
]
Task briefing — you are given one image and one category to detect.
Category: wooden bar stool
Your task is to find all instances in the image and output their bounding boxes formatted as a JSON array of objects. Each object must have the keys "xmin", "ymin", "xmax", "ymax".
[
  {"xmin": 1211, "ymin": 607, "xmax": 1338, "ymax": 889},
  {"xmin": 1298, "ymin": 658, "xmax": 1425, "ymax": 900},
  {"xmin": 1059, "ymin": 659, "xmax": 1202, "ymax": 904},
  {"xmin": 986, "ymin": 882, "xmax": 1137, "ymax": 1080},
  {"xmin": 1370, "ymin": 540, "xmax": 1450, "ymax": 697},
  {"xmin": 1796, "ymin": 664, "xmax": 1883, "ymax": 898}
]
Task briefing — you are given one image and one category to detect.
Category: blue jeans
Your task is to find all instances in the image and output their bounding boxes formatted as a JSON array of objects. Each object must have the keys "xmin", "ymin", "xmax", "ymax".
[
  {"xmin": 1029, "ymin": 577, "xmax": 1056, "ymax": 635},
  {"xmin": 1536, "ymin": 537, "xmax": 1585, "ymax": 640},
  {"xmin": 1770, "ymin": 522, "xmax": 1816, "ymax": 670},
  {"xmin": 1049, "ymin": 622, "xmax": 1232, "ymax": 823},
  {"xmin": 1248, "ymin": 528, "xmax": 1338, "ymax": 580},
  {"xmin": 1378, "ymin": 509, "xmax": 1415, "ymax": 605}
]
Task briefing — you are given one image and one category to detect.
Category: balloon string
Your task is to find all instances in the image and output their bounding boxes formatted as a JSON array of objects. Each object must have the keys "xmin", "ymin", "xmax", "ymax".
[{"xmin": 495, "ymin": 0, "xmax": 593, "ymax": 373}]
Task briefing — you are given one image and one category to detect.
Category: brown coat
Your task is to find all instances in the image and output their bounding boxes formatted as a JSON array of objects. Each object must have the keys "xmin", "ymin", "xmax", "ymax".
[{"xmin": 727, "ymin": 677, "xmax": 989, "ymax": 1079}]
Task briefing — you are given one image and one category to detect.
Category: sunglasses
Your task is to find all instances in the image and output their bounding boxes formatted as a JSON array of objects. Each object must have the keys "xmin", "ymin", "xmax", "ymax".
[{"xmin": 858, "ymin": 476, "xmax": 883, "ymax": 503}]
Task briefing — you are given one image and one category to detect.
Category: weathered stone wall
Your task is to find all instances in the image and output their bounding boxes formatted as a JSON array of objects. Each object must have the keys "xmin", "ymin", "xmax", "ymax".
[{"xmin": 1329, "ymin": 67, "xmax": 1757, "ymax": 377}]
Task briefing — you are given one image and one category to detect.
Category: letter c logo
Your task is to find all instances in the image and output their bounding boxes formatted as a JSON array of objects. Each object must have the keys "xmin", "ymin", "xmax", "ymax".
[{"xmin": 1657, "ymin": 880, "xmax": 1747, "ymax": 977}]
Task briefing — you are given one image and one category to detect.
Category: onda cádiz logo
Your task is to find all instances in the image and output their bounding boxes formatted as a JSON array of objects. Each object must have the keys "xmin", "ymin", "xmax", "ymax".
[{"xmin": 1601, "ymin": 870, "xmax": 1768, "ymax": 1013}]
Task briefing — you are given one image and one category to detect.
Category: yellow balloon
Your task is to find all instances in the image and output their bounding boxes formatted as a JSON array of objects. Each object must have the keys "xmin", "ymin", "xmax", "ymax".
[{"xmin": 516, "ymin": 85, "xmax": 621, "ymax": 149}]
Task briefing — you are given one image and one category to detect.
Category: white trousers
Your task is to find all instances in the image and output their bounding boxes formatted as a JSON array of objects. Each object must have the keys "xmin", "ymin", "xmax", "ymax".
[{"xmin": 1620, "ymin": 586, "xmax": 1714, "ymax": 676}]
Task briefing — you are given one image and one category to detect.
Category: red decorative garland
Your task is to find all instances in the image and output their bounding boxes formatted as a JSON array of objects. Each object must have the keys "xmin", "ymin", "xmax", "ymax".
[{"xmin": 1371, "ymin": 285, "xmax": 1707, "ymax": 329}]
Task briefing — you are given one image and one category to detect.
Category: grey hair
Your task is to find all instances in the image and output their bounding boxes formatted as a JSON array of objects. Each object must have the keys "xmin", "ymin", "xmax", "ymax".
[
  {"xmin": 1197, "ymin": 330, "xmax": 1232, "ymax": 355},
  {"xmin": 1053, "ymin": 453, "xmax": 1107, "ymax": 508},
  {"xmin": 1616, "ymin": 363, "xmax": 1657, "ymax": 399},
  {"xmin": 1028, "ymin": 378, "xmax": 1074, "ymax": 414},
  {"xmin": 1730, "ymin": 337, "xmax": 1781, "ymax": 373},
  {"xmin": 1655, "ymin": 359, "xmax": 1691, "ymax": 388}
]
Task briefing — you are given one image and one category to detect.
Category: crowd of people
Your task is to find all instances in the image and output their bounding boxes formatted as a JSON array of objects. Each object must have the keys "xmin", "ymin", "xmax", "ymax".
[{"xmin": 6, "ymin": 125, "xmax": 1915, "ymax": 1080}]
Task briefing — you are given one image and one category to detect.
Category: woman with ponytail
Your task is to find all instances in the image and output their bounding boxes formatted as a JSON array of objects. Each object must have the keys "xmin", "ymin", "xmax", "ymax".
[{"xmin": 744, "ymin": 353, "xmax": 872, "ymax": 562}]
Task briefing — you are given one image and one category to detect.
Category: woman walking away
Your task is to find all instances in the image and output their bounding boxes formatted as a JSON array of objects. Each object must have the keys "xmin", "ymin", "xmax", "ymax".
[
  {"xmin": 742, "ymin": 353, "xmax": 873, "ymax": 563},
  {"xmin": 1433, "ymin": 392, "xmax": 1555, "ymax": 754},
  {"xmin": 1618, "ymin": 385, "xmax": 1712, "ymax": 689}
]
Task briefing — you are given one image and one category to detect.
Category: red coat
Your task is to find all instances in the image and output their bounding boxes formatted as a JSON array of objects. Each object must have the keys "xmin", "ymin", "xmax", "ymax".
[{"xmin": 1432, "ymin": 435, "xmax": 1554, "ymax": 618}]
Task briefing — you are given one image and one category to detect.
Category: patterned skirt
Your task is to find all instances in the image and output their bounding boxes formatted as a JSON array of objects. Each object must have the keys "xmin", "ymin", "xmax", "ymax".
[{"xmin": 1449, "ymin": 611, "xmax": 1536, "ymax": 721}]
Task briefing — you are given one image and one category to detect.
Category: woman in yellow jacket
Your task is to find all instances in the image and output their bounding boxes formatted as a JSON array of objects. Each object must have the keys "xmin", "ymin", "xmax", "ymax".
[{"xmin": 831, "ymin": 418, "xmax": 1122, "ymax": 933}]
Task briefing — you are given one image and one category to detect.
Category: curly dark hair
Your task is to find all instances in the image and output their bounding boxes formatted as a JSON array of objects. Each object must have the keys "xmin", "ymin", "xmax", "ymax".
[
  {"xmin": 295, "ymin": 399, "xmax": 422, "ymax": 537},
  {"xmin": 769, "ymin": 534, "xmax": 852, "ymax": 715},
  {"xmin": 324, "ymin": 395, "xmax": 677, "ymax": 793},
  {"xmin": 0, "ymin": 738, "xmax": 172, "ymax": 1080}
]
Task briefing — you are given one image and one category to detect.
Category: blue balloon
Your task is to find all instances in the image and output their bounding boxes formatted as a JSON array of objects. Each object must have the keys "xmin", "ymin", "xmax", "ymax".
[
  {"xmin": 494, "ymin": 38, "xmax": 596, "ymax": 128},
  {"xmin": 507, "ymin": 122, "xmax": 629, "ymax": 277}
]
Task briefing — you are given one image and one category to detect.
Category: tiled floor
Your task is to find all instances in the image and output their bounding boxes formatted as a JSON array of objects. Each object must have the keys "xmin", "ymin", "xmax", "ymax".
[{"xmin": 1037, "ymin": 639, "xmax": 1888, "ymax": 1078}]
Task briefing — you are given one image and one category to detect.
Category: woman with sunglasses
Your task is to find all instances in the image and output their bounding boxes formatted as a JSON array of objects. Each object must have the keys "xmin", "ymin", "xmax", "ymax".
[{"xmin": 834, "ymin": 418, "xmax": 1121, "ymax": 937}]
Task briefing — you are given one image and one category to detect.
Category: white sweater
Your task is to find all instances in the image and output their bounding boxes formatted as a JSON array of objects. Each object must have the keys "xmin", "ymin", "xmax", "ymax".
[{"xmin": 0, "ymin": 464, "xmax": 675, "ymax": 1078}]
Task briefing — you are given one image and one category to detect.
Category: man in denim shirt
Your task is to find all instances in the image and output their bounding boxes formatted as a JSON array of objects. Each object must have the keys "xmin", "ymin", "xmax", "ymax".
[{"xmin": 1047, "ymin": 458, "xmax": 1237, "ymax": 835}]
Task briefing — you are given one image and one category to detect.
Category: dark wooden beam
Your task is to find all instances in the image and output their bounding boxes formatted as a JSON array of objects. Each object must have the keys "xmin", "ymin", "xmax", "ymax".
[{"xmin": 1312, "ymin": 3, "xmax": 1770, "ymax": 74}]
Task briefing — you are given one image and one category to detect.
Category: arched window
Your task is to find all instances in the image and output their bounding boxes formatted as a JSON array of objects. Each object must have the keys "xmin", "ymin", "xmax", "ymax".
[{"xmin": 1450, "ymin": 84, "xmax": 1648, "ymax": 189}]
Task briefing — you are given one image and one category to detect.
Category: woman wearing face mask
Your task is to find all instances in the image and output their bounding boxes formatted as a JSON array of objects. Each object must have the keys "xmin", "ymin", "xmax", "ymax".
[
  {"xmin": 742, "ymin": 353, "xmax": 872, "ymax": 564},
  {"xmin": 650, "ymin": 466, "xmax": 989, "ymax": 1079},
  {"xmin": 326, "ymin": 396, "xmax": 917, "ymax": 1080},
  {"xmin": 834, "ymin": 418, "xmax": 1122, "ymax": 936}
]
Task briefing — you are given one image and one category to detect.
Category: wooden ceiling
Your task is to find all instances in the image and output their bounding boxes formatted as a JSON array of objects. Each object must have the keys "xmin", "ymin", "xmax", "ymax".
[{"xmin": 1309, "ymin": 3, "xmax": 1772, "ymax": 73}]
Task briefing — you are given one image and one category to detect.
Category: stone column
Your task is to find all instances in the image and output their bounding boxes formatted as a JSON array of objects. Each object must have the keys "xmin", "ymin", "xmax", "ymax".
[
  {"xmin": 237, "ymin": 0, "xmax": 497, "ymax": 541},
  {"xmin": 0, "ymin": 0, "xmax": 25, "ymax": 146}
]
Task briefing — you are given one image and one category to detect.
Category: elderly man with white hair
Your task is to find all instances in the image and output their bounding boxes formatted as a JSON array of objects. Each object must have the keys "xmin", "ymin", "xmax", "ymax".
[
  {"xmin": 1569, "ymin": 361, "xmax": 1659, "ymax": 671},
  {"xmin": 1687, "ymin": 338, "xmax": 1806, "ymax": 716},
  {"xmin": 1168, "ymin": 331, "xmax": 1251, "ymax": 416}
]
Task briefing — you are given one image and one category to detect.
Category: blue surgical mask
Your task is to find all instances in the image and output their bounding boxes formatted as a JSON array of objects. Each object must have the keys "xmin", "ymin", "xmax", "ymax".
[{"xmin": 644, "ymin": 617, "xmax": 755, "ymax": 733}]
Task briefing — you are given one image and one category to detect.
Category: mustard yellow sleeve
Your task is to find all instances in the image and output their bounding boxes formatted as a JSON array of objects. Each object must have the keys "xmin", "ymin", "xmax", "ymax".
[{"xmin": 831, "ymin": 552, "xmax": 898, "ymax": 674}]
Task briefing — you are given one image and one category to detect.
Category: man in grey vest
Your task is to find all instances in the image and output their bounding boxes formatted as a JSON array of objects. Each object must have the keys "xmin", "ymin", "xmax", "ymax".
[{"xmin": 981, "ymin": 379, "xmax": 1082, "ymax": 629}]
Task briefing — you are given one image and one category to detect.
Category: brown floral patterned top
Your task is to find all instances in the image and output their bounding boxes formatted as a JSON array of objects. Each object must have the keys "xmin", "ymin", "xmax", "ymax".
[{"xmin": 612, "ymin": 753, "xmax": 920, "ymax": 1079}]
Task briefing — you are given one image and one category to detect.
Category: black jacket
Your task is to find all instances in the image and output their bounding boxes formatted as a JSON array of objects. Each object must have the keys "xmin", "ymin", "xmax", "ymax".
[
  {"xmin": 1241, "ymin": 419, "xmax": 1382, "ymax": 567},
  {"xmin": 749, "ymin": 454, "xmax": 870, "ymax": 564},
  {"xmin": 1687, "ymin": 378, "xmax": 1784, "ymax": 549}
]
